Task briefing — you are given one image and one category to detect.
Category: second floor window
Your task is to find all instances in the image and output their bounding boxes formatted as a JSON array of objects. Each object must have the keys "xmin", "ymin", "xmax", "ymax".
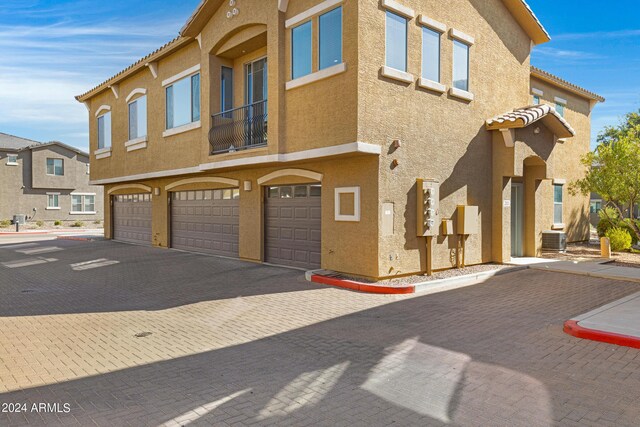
[
  {"xmin": 46, "ymin": 158, "xmax": 63, "ymax": 176},
  {"xmin": 319, "ymin": 7, "xmax": 342, "ymax": 70},
  {"xmin": 422, "ymin": 27, "xmax": 441, "ymax": 82},
  {"xmin": 128, "ymin": 95, "xmax": 147, "ymax": 140},
  {"xmin": 533, "ymin": 95, "xmax": 541, "ymax": 105},
  {"xmin": 292, "ymin": 20, "xmax": 312, "ymax": 79},
  {"xmin": 556, "ymin": 102, "xmax": 565, "ymax": 117},
  {"xmin": 554, "ymin": 184, "xmax": 563, "ymax": 224},
  {"xmin": 166, "ymin": 73, "xmax": 200, "ymax": 130},
  {"xmin": 453, "ymin": 40, "xmax": 470, "ymax": 91},
  {"xmin": 97, "ymin": 112, "xmax": 111, "ymax": 149},
  {"xmin": 386, "ymin": 11, "xmax": 407, "ymax": 72}
]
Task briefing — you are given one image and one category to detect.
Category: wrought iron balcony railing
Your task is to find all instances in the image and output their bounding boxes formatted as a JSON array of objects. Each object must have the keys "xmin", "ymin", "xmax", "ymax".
[{"xmin": 209, "ymin": 100, "xmax": 267, "ymax": 155}]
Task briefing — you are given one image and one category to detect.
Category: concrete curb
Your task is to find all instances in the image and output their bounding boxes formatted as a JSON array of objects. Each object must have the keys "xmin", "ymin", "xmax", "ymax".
[
  {"xmin": 0, "ymin": 229, "xmax": 103, "ymax": 236},
  {"xmin": 564, "ymin": 320, "xmax": 640, "ymax": 350},
  {"xmin": 529, "ymin": 264, "xmax": 640, "ymax": 284},
  {"xmin": 305, "ymin": 266, "xmax": 527, "ymax": 295},
  {"xmin": 56, "ymin": 236, "xmax": 96, "ymax": 242}
]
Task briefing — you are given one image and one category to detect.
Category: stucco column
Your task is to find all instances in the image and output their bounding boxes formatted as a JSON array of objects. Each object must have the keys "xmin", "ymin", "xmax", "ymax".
[
  {"xmin": 492, "ymin": 174, "xmax": 512, "ymax": 263},
  {"xmin": 238, "ymin": 181, "xmax": 262, "ymax": 262},
  {"xmin": 152, "ymin": 190, "xmax": 168, "ymax": 248}
]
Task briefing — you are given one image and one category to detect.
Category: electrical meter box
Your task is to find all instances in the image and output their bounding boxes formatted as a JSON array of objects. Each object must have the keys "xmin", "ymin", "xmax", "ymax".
[
  {"xmin": 457, "ymin": 205, "xmax": 479, "ymax": 235},
  {"xmin": 416, "ymin": 179, "xmax": 440, "ymax": 237}
]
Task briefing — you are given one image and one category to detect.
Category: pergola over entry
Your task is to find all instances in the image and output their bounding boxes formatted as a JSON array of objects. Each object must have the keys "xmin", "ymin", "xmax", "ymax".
[{"xmin": 485, "ymin": 104, "xmax": 575, "ymax": 263}]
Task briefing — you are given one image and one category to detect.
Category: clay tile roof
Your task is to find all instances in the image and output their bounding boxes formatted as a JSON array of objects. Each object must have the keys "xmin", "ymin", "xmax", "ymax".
[
  {"xmin": 486, "ymin": 104, "xmax": 575, "ymax": 138},
  {"xmin": 75, "ymin": 36, "xmax": 190, "ymax": 102},
  {"xmin": 531, "ymin": 66, "xmax": 605, "ymax": 102}
]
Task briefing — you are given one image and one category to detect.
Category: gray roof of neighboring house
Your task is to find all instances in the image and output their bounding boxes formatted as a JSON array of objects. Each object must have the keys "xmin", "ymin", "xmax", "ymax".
[{"xmin": 0, "ymin": 132, "xmax": 41, "ymax": 150}]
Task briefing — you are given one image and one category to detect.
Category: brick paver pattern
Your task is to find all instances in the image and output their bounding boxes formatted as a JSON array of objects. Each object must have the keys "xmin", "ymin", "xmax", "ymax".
[{"xmin": 0, "ymin": 239, "xmax": 639, "ymax": 426}]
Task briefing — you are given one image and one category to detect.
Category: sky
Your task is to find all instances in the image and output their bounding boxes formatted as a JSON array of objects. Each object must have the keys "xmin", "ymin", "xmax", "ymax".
[{"xmin": 1, "ymin": 0, "xmax": 639, "ymax": 152}]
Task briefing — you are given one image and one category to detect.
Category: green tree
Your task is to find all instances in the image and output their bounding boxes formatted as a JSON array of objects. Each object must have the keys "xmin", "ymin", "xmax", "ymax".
[{"xmin": 571, "ymin": 112, "xmax": 640, "ymax": 242}]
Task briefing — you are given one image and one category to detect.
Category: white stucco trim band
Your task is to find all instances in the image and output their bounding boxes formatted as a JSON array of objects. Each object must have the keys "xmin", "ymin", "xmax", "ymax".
[
  {"xmin": 162, "ymin": 64, "xmax": 201, "ymax": 87},
  {"xmin": 449, "ymin": 28, "xmax": 475, "ymax": 45},
  {"xmin": 418, "ymin": 78, "xmax": 446, "ymax": 93},
  {"xmin": 449, "ymin": 87, "xmax": 474, "ymax": 101},
  {"xmin": 532, "ymin": 88, "xmax": 544, "ymax": 96},
  {"xmin": 107, "ymin": 184, "xmax": 152, "ymax": 194},
  {"xmin": 418, "ymin": 15, "xmax": 446, "ymax": 33},
  {"xmin": 380, "ymin": 66, "xmax": 414, "ymax": 84},
  {"xmin": 552, "ymin": 178, "xmax": 566, "ymax": 185},
  {"xmin": 285, "ymin": 0, "xmax": 342, "ymax": 28},
  {"xmin": 335, "ymin": 187, "xmax": 361, "ymax": 222},
  {"xmin": 125, "ymin": 136, "xmax": 148, "ymax": 152},
  {"xmin": 257, "ymin": 169, "xmax": 323, "ymax": 185},
  {"xmin": 91, "ymin": 142, "xmax": 381, "ymax": 185},
  {"xmin": 286, "ymin": 63, "xmax": 346, "ymax": 90},
  {"xmin": 165, "ymin": 177, "xmax": 240, "ymax": 191},
  {"xmin": 94, "ymin": 147, "xmax": 112, "ymax": 159},
  {"xmin": 554, "ymin": 96, "xmax": 568, "ymax": 105},
  {"xmin": 94, "ymin": 105, "xmax": 111, "ymax": 117},
  {"xmin": 162, "ymin": 121, "xmax": 201, "ymax": 138},
  {"xmin": 125, "ymin": 88, "xmax": 147, "ymax": 103},
  {"xmin": 278, "ymin": 0, "xmax": 289, "ymax": 12},
  {"xmin": 380, "ymin": 0, "xmax": 415, "ymax": 19}
]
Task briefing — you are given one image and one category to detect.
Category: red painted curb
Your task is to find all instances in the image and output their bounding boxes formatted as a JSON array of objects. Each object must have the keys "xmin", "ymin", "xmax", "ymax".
[
  {"xmin": 564, "ymin": 320, "xmax": 640, "ymax": 350},
  {"xmin": 0, "ymin": 229, "xmax": 97, "ymax": 236},
  {"xmin": 311, "ymin": 274, "xmax": 415, "ymax": 294}
]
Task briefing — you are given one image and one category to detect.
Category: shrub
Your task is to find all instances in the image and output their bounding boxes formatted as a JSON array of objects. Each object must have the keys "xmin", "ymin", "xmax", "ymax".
[
  {"xmin": 71, "ymin": 221, "xmax": 84, "ymax": 228},
  {"xmin": 54, "ymin": 220, "xmax": 62, "ymax": 226},
  {"xmin": 597, "ymin": 207, "xmax": 619, "ymax": 237},
  {"xmin": 0, "ymin": 219, "xmax": 10, "ymax": 228},
  {"xmin": 606, "ymin": 227, "xmax": 632, "ymax": 252},
  {"xmin": 35, "ymin": 220, "xmax": 44, "ymax": 227},
  {"xmin": 93, "ymin": 220, "xmax": 101, "ymax": 225}
]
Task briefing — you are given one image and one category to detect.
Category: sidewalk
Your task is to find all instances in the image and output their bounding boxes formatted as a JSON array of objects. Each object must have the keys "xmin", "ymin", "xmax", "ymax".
[{"xmin": 514, "ymin": 258, "xmax": 640, "ymax": 349}]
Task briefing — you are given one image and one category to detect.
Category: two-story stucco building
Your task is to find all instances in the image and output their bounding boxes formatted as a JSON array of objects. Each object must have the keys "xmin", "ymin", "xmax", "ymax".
[
  {"xmin": 0, "ymin": 132, "xmax": 104, "ymax": 223},
  {"xmin": 76, "ymin": 0, "xmax": 603, "ymax": 279}
]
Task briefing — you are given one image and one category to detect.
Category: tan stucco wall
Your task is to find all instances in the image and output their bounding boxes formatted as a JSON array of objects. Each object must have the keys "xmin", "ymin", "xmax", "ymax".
[
  {"xmin": 530, "ymin": 76, "xmax": 592, "ymax": 242},
  {"xmin": 357, "ymin": 0, "xmax": 533, "ymax": 276},
  {"xmin": 103, "ymin": 155, "xmax": 380, "ymax": 278}
]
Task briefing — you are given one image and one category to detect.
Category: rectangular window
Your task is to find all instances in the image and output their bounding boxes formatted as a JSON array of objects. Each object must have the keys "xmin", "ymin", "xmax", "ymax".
[
  {"xmin": 386, "ymin": 11, "xmax": 408, "ymax": 71},
  {"xmin": 71, "ymin": 194, "xmax": 95, "ymax": 213},
  {"xmin": 128, "ymin": 95, "xmax": 147, "ymax": 140},
  {"xmin": 7, "ymin": 154, "xmax": 17, "ymax": 164},
  {"xmin": 533, "ymin": 95, "xmax": 540, "ymax": 105},
  {"xmin": 47, "ymin": 194, "xmax": 59, "ymax": 208},
  {"xmin": 221, "ymin": 66, "xmax": 233, "ymax": 114},
  {"xmin": 166, "ymin": 73, "xmax": 200, "ymax": 130},
  {"xmin": 319, "ymin": 7, "xmax": 342, "ymax": 70},
  {"xmin": 590, "ymin": 201, "xmax": 602, "ymax": 214},
  {"xmin": 292, "ymin": 20, "xmax": 312, "ymax": 79},
  {"xmin": 553, "ymin": 185, "xmax": 563, "ymax": 224},
  {"xmin": 422, "ymin": 27, "xmax": 441, "ymax": 82},
  {"xmin": 97, "ymin": 112, "xmax": 111, "ymax": 149},
  {"xmin": 453, "ymin": 40, "xmax": 470, "ymax": 91},
  {"xmin": 556, "ymin": 102, "xmax": 565, "ymax": 117},
  {"xmin": 46, "ymin": 158, "xmax": 63, "ymax": 176}
]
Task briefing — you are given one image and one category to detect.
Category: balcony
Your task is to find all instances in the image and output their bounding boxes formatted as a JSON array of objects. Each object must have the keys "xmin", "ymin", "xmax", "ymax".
[{"xmin": 209, "ymin": 100, "xmax": 267, "ymax": 155}]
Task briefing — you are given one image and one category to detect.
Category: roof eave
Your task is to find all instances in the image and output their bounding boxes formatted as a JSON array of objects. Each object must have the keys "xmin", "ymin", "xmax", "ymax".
[
  {"xmin": 530, "ymin": 67, "xmax": 605, "ymax": 103},
  {"xmin": 502, "ymin": 0, "xmax": 551, "ymax": 45}
]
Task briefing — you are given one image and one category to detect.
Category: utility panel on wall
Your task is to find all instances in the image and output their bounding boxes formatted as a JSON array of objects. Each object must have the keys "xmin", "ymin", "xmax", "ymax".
[{"xmin": 416, "ymin": 179, "xmax": 440, "ymax": 237}]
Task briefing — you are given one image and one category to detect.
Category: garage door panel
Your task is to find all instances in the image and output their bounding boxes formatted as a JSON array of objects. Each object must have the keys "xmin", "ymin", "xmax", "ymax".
[
  {"xmin": 113, "ymin": 194, "xmax": 152, "ymax": 246},
  {"xmin": 170, "ymin": 190, "xmax": 239, "ymax": 257},
  {"xmin": 265, "ymin": 185, "xmax": 321, "ymax": 270}
]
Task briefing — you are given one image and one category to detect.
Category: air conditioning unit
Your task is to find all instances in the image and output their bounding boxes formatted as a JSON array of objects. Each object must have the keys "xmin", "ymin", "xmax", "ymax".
[{"xmin": 542, "ymin": 230, "xmax": 567, "ymax": 252}]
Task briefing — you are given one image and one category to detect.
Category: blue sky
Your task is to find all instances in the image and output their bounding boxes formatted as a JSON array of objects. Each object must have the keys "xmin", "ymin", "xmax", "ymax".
[{"xmin": 0, "ymin": 0, "xmax": 638, "ymax": 152}]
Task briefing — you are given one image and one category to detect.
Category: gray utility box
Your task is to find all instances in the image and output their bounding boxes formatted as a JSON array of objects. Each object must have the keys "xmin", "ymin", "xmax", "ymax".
[
  {"xmin": 542, "ymin": 230, "xmax": 567, "ymax": 251},
  {"xmin": 12, "ymin": 214, "xmax": 27, "ymax": 225}
]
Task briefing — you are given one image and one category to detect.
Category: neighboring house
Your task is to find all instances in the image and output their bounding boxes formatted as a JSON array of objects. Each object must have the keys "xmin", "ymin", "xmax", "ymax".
[
  {"xmin": 0, "ymin": 132, "xmax": 104, "ymax": 223},
  {"xmin": 76, "ymin": 0, "xmax": 603, "ymax": 279}
]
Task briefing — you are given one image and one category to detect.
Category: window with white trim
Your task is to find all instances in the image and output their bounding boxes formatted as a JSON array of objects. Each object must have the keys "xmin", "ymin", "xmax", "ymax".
[
  {"xmin": 555, "ymin": 102, "xmax": 565, "ymax": 117},
  {"xmin": 453, "ymin": 40, "xmax": 470, "ymax": 91},
  {"xmin": 319, "ymin": 7, "xmax": 342, "ymax": 70},
  {"xmin": 553, "ymin": 184, "xmax": 563, "ymax": 224},
  {"xmin": 166, "ymin": 73, "xmax": 200, "ymax": 130},
  {"xmin": 47, "ymin": 194, "xmax": 59, "ymax": 209},
  {"xmin": 71, "ymin": 194, "xmax": 95, "ymax": 213},
  {"xmin": 292, "ymin": 20, "xmax": 312, "ymax": 79},
  {"xmin": 128, "ymin": 95, "xmax": 147, "ymax": 140},
  {"xmin": 46, "ymin": 158, "xmax": 63, "ymax": 176},
  {"xmin": 533, "ymin": 95, "xmax": 540, "ymax": 105},
  {"xmin": 422, "ymin": 27, "xmax": 441, "ymax": 82},
  {"xmin": 97, "ymin": 112, "xmax": 112, "ymax": 149},
  {"xmin": 386, "ymin": 11, "xmax": 408, "ymax": 72},
  {"xmin": 7, "ymin": 154, "xmax": 17, "ymax": 165}
]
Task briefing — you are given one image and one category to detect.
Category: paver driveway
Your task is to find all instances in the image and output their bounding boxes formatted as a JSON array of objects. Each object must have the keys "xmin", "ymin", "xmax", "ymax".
[{"xmin": 0, "ymin": 239, "xmax": 639, "ymax": 426}]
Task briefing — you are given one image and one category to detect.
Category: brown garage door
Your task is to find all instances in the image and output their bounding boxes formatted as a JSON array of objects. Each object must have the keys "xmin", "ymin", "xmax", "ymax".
[
  {"xmin": 112, "ymin": 194, "xmax": 152, "ymax": 245},
  {"xmin": 170, "ymin": 189, "xmax": 240, "ymax": 257},
  {"xmin": 265, "ymin": 184, "xmax": 321, "ymax": 270}
]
